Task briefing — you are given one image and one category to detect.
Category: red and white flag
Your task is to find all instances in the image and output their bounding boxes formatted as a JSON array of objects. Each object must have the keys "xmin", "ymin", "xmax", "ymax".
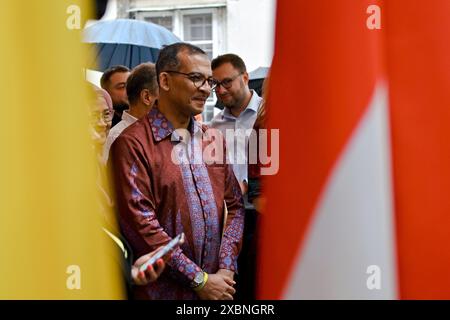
[{"xmin": 258, "ymin": 0, "xmax": 450, "ymax": 299}]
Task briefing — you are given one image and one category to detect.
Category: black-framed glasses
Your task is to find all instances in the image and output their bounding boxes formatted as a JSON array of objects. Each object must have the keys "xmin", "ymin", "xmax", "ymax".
[
  {"xmin": 164, "ymin": 70, "xmax": 217, "ymax": 90},
  {"xmin": 214, "ymin": 72, "xmax": 244, "ymax": 90}
]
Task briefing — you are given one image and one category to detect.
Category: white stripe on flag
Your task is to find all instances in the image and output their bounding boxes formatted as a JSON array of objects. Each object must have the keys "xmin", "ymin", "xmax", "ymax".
[{"xmin": 284, "ymin": 84, "xmax": 398, "ymax": 299}]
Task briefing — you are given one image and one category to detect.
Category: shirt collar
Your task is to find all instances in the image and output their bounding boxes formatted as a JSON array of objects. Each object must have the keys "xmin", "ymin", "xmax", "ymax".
[
  {"xmin": 121, "ymin": 110, "xmax": 138, "ymax": 123},
  {"xmin": 148, "ymin": 107, "xmax": 200, "ymax": 142},
  {"xmin": 246, "ymin": 90, "xmax": 262, "ymax": 112},
  {"xmin": 222, "ymin": 90, "xmax": 261, "ymax": 119}
]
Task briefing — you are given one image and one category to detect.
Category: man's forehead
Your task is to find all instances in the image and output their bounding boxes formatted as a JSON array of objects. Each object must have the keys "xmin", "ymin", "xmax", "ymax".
[
  {"xmin": 110, "ymin": 71, "xmax": 129, "ymax": 83},
  {"xmin": 212, "ymin": 62, "xmax": 238, "ymax": 77},
  {"xmin": 178, "ymin": 52, "xmax": 212, "ymax": 75}
]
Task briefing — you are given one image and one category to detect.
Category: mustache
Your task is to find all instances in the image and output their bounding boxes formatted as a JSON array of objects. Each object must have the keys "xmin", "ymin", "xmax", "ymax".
[{"xmin": 193, "ymin": 95, "xmax": 209, "ymax": 99}]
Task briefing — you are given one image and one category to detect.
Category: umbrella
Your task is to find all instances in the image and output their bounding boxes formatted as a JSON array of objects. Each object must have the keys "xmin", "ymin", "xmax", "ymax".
[
  {"xmin": 215, "ymin": 66, "xmax": 269, "ymax": 110},
  {"xmin": 84, "ymin": 19, "xmax": 180, "ymax": 72},
  {"xmin": 248, "ymin": 66, "xmax": 269, "ymax": 97}
]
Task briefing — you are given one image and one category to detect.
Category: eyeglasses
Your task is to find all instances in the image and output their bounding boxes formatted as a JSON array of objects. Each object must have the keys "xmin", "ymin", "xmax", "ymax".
[
  {"xmin": 91, "ymin": 109, "xmax": 113, "ymax": 124},
  {"xmin": 103, "ymin": 109, "xmax": 113, "ymax": 123},
  {"xmin": 214, "ymin": 72, "xmax": 244, "ymax": 90},
  {"xmin": 164, "ymin": 70, "xmax": 217, "ymax": 90}
]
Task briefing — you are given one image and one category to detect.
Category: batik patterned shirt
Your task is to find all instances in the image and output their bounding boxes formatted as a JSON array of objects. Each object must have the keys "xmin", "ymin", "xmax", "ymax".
[{"xmin": 110, "ymin": 107, "xmax": 245, "ymax": 300}]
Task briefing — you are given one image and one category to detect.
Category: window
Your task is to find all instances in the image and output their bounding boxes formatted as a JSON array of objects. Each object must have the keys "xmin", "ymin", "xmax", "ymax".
[
  {"xmin": 181, "ymin": 13, "xmax": 215, "ymax": 123},
  {"xmin": 183, "ymin": 14, "xmax": 213, "ymax": 59},
  {"xmin": 144, "ymin": 16, "xmax": 173, "ymax": 32}
]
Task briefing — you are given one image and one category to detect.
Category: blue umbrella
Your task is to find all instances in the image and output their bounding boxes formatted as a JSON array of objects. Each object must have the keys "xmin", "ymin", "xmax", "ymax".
[
  {"xmin": 248, "ymin": 66, "xmax": 269, "ymax": 97},
  {"xmin": 84, "ymin": 19, "xmax": 180, "ymax": 72}
]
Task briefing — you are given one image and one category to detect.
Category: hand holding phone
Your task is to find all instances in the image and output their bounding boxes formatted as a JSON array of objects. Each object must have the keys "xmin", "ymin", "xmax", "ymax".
[{"xmin": 138, "ymin": 232, "xmax": 185, "ymax": 273}]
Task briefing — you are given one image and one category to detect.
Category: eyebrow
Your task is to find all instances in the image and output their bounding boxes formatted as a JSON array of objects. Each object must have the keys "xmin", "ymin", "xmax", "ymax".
[{"xmin": 180, "ymin": 70, "xmax": 211, "ymax": 76}]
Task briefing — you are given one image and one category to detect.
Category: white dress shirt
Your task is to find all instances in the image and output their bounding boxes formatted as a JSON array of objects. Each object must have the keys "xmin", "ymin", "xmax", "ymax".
[
  {"xmin": 102, "ymin": 110, "xmax": 138, "ymax": 163},
  {"xmin": 210, "ymin": 90, "xmax": 263, "ymax": 184}
]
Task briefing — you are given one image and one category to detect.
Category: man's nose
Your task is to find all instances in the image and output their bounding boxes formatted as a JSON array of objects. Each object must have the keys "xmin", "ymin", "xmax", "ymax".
[
  {"xmin": 198, "ymin": 81, "xmax": 212, "ymax": 94},
  {"xmin": 215, "ymin": 84, "xmax": 227, "ymax": 95},
  {"xmin": 98, "ymin": 117, "xmax": 108, "ymax": 128}
]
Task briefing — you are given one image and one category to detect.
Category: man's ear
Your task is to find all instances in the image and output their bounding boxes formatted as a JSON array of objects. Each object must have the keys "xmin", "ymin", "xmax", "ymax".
[
  {"xmin": 140, "ymin": 89, "xmax": 151, "ymax": 106},
  {"xmin": 159, "ymin": 73, "xmax": 170, "ymax": 91},
  {"xmin": 242, "ymin": 71, "xmax": 249, "ymax": 85},
  {"xmin": 149, "ymin": 94, "xmax": 158, "ymax": 107}
]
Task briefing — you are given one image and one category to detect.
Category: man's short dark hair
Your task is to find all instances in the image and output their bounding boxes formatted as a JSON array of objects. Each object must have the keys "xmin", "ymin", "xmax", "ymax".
[
  {"xmin": 100, "ymin": 65, "xmax": 130, "ymax": 89},
  {"xmin": 211, "ymin": 53, "xmax": 247, "ymax": 73},
  {"xmin": 155, "ymin": 42, "xmax": 207, "ymax": 85},
  {"xmin": 126, "ymin": 63, "xmax": 158, "ymax": 105}
]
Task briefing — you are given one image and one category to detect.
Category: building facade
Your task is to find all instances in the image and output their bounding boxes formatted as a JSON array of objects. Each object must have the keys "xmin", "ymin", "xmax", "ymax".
[{"xmin": 105, "ymin": 0, "xmax": 275, "ymax": 122}]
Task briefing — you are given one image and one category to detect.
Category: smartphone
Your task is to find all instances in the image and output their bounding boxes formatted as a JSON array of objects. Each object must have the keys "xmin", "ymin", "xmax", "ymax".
[{"xmin": 139, "ymin": 232, "xmax": 185, "ymax": 273}]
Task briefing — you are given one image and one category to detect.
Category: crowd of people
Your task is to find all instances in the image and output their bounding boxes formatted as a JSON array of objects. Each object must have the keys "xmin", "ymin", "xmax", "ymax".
[{"xmin": 89, "ymin": 42, "xmax": 267, "ymax": 300}]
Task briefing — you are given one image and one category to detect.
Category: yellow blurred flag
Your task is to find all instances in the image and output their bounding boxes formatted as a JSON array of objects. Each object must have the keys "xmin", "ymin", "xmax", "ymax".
[{"xmin": 0, "ymin": 1, "xmax": 124, "ymax": 299}]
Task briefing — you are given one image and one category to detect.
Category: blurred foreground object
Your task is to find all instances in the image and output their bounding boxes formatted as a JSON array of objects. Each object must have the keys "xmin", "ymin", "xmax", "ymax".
[
  {"xmin": 0, "ymin": 0, "xmax": 123, "ymax": 299},
  {"xmin": 259, "ymin": 0, "xmax": 450, "ymax": 299}
]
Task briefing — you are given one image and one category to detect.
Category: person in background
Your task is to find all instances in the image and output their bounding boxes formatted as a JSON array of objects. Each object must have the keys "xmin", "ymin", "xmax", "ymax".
[
  {"xmin": 103, "ymin": 63, "xmax": 159, "ymax": 163},
  {"xmin": 210, "ymin": 54, "xmax": 263, "ymax": 195},
  {"xmin": 100, "ymin": 65, "xmax": 131, "ymax": 127},
  {"xmin": 89, "ymin": 84, "xmax": 166, "ymax": 296},
  {"xmin": 90, "ymin": 86, "xmax": 113, "ymax": 148},
  {"xmin": 210, "ymin": 54, "xmax": 264, "ymax": 300}
]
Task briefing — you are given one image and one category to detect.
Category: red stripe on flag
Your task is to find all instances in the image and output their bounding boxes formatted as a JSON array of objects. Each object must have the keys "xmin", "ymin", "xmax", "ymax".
[
  {"xmin": 385, "ymin": 0, "xmax": 450, "ymax": 299},
  {"xmin": 258, "ymin": 0, "xmax": 383, "ymax": 299}
]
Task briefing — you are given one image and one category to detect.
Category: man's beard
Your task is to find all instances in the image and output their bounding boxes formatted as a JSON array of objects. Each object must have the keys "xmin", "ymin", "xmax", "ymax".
[{"xmin": 113, "ymin": 103, "xmax": 129, "ymax": 114}]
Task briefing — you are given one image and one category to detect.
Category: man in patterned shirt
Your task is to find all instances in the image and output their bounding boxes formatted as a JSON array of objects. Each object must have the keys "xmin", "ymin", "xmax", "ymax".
[{"xmin": 110, "ymin": 43, "xmax": 245, "ymax": 300}]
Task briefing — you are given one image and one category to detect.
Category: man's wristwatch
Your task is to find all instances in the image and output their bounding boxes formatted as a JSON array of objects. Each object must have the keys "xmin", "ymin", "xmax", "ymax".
[
  {"xmin": 190, "ymin": 271, "xmax": 205, "ymax": 288},
  {"xmin": 190, "ymin": 271, "xmax": 208, "ymax": 291}
]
